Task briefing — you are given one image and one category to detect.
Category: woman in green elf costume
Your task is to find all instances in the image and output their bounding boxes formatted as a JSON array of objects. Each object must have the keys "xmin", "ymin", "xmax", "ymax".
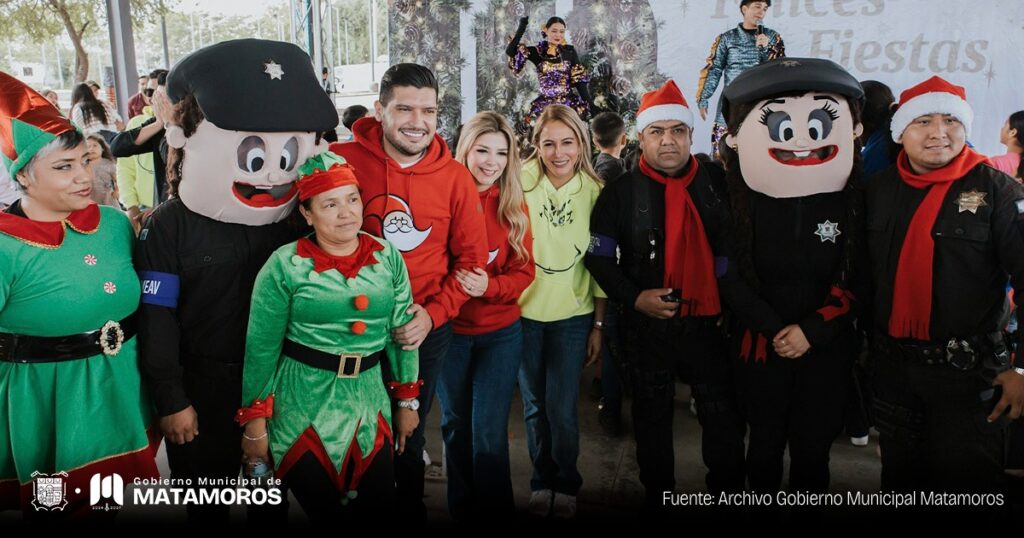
[
  {"xmin": 237, "ymin": 151, "xmax": 421, "ymax": 522},
  {"xmin": 0, "ymin": 72, "xmax": 158, "ymax": 518}
]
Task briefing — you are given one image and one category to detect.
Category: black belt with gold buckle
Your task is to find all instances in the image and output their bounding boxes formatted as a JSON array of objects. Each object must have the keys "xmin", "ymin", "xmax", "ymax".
[
  {"xmin": 282, "ymin": 339, "xmax": 382, "ymax": 378},
  {"xmin": 0, "ymin": 313, "xmax": 137, "ymax": 363}
]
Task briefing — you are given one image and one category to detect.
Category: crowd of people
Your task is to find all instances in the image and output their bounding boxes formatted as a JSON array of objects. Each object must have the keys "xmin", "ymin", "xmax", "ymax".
[{"xmin": 1, "ymin": 0, "xmax": 1024, "ymax": 525}]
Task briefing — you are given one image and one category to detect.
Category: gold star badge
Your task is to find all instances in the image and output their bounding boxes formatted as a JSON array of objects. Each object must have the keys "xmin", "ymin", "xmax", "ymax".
[
  {"xmin": 264, "ymin": 60, "xmax": 284, "ymax": 80},
  {"xmin": 956, "ymin": 189, "xmax": 987, "ymax": 214}
]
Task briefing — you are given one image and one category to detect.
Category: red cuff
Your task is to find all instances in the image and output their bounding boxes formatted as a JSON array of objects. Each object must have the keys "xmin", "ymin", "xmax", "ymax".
[
  {"xmin": 817, "ymin": 286, "xmax": 855, "ymax": 322},
  {"xmin": 424, "ymin": 302, "xmax": 446, "ymax": 332},
  {"xmin": 235, "ymin": 394, "xmax": 275, "ymax": 426},
  {"xmin": 481, "ymin": 277, "xmax": 499, "ymax": 300},
  {"xmin": 387, "ymin": 380, "xmax": 423, "ymax": 400}
]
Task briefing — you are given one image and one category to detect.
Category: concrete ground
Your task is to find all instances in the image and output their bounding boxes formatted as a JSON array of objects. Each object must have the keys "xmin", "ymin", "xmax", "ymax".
[
  {"xmin": 418, "ymin": 369, "xmax": 883, "ymax": 524},
  {"xmin": 99, "ymin": 366, "xmax": 882, "ymax": 526}
]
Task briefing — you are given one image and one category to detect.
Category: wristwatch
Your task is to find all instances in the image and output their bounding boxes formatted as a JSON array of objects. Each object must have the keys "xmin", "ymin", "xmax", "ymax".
[
  {"xmin": 397, "ymin": 398, "xmax": 420, "ymax": 411},
  {"xmin": 592, "ymin": 320, "xmax": 604, "ymax": 330}
]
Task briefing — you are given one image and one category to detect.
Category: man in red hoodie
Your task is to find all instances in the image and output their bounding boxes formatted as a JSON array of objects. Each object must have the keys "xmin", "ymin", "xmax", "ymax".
[{"xmin": 331, "ymin": 63, "xmax": 487, "ymax": 522}]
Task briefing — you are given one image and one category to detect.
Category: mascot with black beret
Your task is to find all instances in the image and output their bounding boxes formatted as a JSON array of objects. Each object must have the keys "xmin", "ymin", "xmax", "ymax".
[
  {"xmin": 135, "ymin": 39, "xmax": 337, "ymax": 523},
  {"xmin": 717, "ymin": 58, "xmax": 865, "ymax": 496}
]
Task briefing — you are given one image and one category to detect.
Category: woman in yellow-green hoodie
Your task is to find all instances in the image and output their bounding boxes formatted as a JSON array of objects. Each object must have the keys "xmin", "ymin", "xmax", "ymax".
[{"xmin": 518, "ymin": 104, "xmax": 605, "ymax": 519}]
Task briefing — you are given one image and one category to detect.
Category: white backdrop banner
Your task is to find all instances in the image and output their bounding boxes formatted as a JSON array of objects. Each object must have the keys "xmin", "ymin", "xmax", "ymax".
[
  {"xmin": 650, "ymin": 0, "xmax": 1018, "ymax": 156},
  {"xmin": 459, "ymin": 0, "xmax": 1021, "ymax": 157}
]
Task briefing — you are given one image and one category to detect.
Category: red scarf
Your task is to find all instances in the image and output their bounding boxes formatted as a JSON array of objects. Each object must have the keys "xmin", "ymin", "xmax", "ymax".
[
  {"xmin": 888, "ymin": 147, "xmax": 990, "ymax": 339},
  {"xmin": 639, "ymin": 155, "xmax": 721, "ymax": 317}
]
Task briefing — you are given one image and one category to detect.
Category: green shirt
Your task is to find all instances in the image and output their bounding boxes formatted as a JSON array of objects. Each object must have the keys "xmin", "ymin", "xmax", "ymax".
[
  {"xmin": 116, "ymin": 109, "xmax": 156, "ymax": 208},
  {"xmin": 519, "ymin": 160, "xmax": 605, "ymax": 322}
]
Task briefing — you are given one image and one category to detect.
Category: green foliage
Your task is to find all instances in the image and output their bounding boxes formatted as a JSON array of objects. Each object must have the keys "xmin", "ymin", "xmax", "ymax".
[
  {"xmin": 388, "ymin": 0, "xmax": 470, "ymax": 140},
  {"xmin": 473, "ymin": 0, "xmax": 667, "ymax": 141},
  {"xmin": 0, "ymin": 0, "xmax": 167, "ymax": 83},
  {"xmin": 472, "ymin": 0, "xmax": 555, "ymax": 140},
  {"xmin": 566, "ymin": 1, "xmax": 667, "ymax": 136}
]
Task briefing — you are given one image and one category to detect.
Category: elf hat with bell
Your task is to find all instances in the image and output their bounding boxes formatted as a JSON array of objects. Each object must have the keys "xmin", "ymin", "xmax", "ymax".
[{"xmin": 0, "ymin": 71, "xmax": 76, "ymax": 177}]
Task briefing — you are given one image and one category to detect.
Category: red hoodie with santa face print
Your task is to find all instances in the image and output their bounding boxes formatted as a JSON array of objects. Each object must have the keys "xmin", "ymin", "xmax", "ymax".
[{"xmin": 331, "ymin": 117, "xmax": 487, "ymax": 329}]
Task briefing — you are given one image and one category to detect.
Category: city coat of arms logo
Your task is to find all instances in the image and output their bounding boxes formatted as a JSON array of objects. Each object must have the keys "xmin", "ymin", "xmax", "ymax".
[{"xmin": 31, "ymin": 471, "xmax": 69, "ymax": 511}]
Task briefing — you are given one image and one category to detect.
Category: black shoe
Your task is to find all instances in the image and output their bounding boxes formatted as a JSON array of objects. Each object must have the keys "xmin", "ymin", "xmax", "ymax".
[{"xmin": 598, "ymin": 404, "xmax": 623, "ymax": 436}]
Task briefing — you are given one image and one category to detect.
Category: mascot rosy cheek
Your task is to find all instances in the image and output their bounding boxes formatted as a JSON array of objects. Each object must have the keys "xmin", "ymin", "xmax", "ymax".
[{"xmin": 164, "ymin": 38, "xmax": 337, "ymax": 225}]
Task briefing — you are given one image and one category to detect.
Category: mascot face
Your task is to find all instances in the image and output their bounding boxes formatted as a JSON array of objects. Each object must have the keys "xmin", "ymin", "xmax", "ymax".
[
  {"xmin": 171, "ymin": 121, "xmax": 324, "ymax": 225},
  {"xmin": 163, "ymin": 39, "xmax": 339, "ymax": 225},
  {"xmin": 727, "ymin": 91, "xmax": 862, "ymax": 199}
]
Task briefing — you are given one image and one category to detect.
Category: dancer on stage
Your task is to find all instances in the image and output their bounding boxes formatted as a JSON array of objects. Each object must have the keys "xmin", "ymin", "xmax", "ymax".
[{"xmin": 506, "ymin": 16, "xmax": 595, "ymax": 129}]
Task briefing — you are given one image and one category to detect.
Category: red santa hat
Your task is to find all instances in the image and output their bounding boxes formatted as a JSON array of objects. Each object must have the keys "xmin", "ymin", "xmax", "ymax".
[
  {"xmin": 890, "ymin": 75, "xmax": 973, "ymax": 142},
  {"xmin": 635, "ymin": 79, "xmax": 694, "ymax": 133}
]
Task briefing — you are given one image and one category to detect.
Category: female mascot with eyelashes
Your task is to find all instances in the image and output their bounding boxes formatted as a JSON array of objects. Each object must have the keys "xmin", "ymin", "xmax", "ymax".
[{"xmin": 717, "ymin": 58, "xmax": 865, "ymax": 495}]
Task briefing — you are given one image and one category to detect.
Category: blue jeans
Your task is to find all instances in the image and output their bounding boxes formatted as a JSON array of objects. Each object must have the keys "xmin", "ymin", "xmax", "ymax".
[
  {"xmin": 519, "ymin": 313, "xmax": 592, "ymax": 495},
  {"xmin": 383, "ymin": 321, "xmax": 451, "ymax": 524},
  {"xmin": 437, "ymin": 319, "xmax": 522, "ymax": 520}
]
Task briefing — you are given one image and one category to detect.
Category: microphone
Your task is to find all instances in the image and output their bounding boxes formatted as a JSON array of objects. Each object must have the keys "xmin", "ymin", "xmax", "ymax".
[{"xmin": 756, "ymin": 22, "xmax": 765, "ymax": 47}]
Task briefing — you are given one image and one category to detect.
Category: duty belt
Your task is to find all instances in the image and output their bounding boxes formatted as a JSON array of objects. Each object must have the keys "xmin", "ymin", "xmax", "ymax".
[{"xmin": 878, "ymin": 332, "xmax": 1006, "ymax": 372}]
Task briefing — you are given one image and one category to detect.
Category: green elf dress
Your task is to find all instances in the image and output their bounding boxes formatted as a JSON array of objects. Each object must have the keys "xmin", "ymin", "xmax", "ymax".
[
  {"xmin": 239, "ymin": 227, "xmax": 420, "ymax": 493},
  {"xmin": 0, "ymin": 73, "xmax": 158, "ymax": 515}
]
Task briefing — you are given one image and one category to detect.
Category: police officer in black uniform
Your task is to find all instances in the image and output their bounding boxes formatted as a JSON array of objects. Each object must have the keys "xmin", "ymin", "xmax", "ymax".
[
  {"xmin": 135, "ymin": 40, "xmax": 337, "ymax": 523},
  {"xmin": 585, "ymin": 80, "xmax": 746, "ymax": 508},
  {"xmin": 866, "ymin": 75, "xmax": 1024, "ymax": 496}
]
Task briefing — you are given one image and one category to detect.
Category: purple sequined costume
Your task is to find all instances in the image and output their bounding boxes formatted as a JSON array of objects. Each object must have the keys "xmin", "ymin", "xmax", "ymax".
[{"xmin": 508, "ymin": 40, "xmax": 592, "ymax": 127}]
